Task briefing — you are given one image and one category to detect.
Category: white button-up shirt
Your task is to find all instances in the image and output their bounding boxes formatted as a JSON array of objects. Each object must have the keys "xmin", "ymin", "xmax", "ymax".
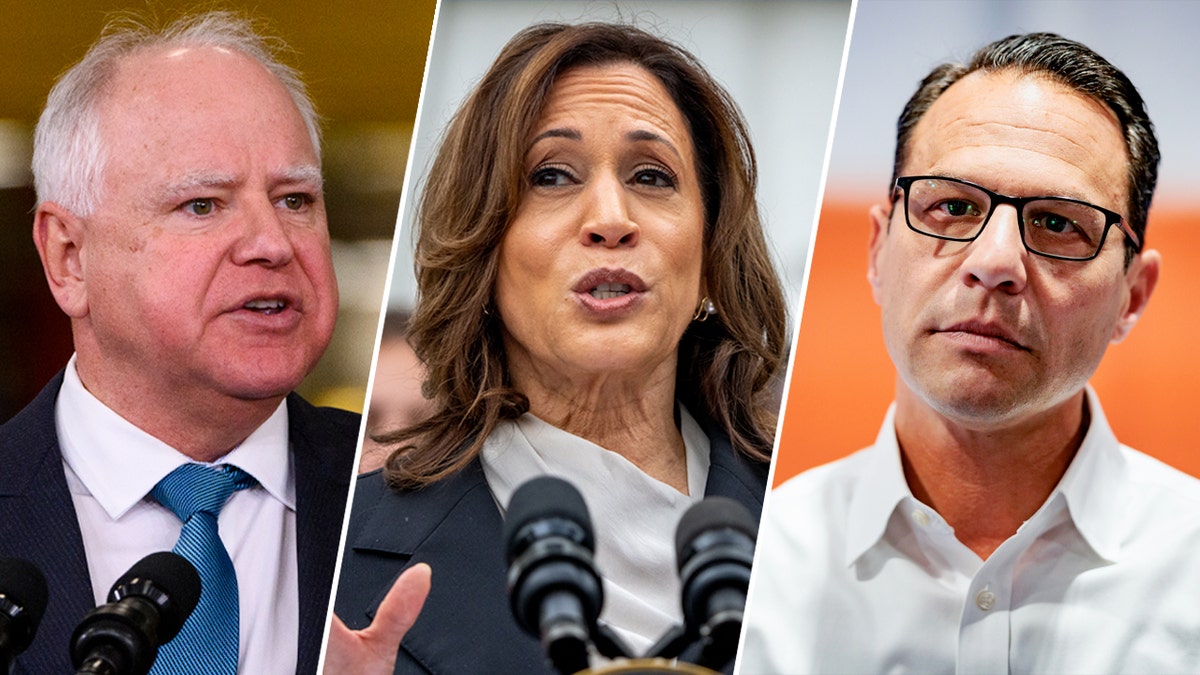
[
  {"xmin": 740, "ymin": 388, "xmax": 1200, "ymax": 674},
  {"xmin": 57, "ymin": 355, "xmax": 299, "ymax": 675}
]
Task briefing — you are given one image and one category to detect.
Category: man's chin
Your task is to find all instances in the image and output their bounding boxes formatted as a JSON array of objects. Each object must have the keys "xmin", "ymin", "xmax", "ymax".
[
  {"xmin": 215, "ymin": 364, "xmax": 314, "ymax": 404},
  {"xmin": 904, "ymin": 370, "xmax": 1040, "ymax": 428},
  {"xmin": 894, "ymin": 346, "xmax": 1095, "ymax": 433}
]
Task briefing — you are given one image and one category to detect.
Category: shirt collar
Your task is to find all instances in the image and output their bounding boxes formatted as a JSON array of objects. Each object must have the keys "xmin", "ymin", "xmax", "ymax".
[
  {"xmin": 56, "ymin": 354, "xmax": 295, "ymax": 519},
  {"xmin": 844, "ymin": 403, "xmax": 910, "ymax": 566},
  {"xmin": 1053, "ymin": 386, "xmax": 1125, "ymax": 562},
  {"xmin": 481, "ymin": 403, "xmax": 710, "ymax": 511},
  {"xmin": 843, "ymin": 387, "xmax": 1127, "ymax": 567}
]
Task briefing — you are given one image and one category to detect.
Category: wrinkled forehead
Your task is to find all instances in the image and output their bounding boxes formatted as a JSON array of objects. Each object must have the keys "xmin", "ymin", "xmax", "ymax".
[
  {"xmin": 534, "ymin": 62, "xmax": 691, "ymax": 138},
  {"xmin": 98, "ymin": 44, "xmax": 313, "ymax": 152}
]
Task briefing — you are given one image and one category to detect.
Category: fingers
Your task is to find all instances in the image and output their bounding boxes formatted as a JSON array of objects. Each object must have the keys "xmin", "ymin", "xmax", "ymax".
[
  {"xmin": 368, "ymin": 562, "xmax": 433, "ymax": 648},
  {"xmin": 320, "ymin": 563, "xmax": 433, "ymax": 675}
]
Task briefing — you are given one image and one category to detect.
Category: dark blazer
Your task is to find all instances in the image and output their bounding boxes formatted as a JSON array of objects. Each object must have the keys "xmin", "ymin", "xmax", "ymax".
[
  {"xmin": 333, "ymin": 418, "xmax": 769, "ymax": 674},
  {"xmin": 0, "ymin": 371, "xmax": 358, "ymax": 675}
]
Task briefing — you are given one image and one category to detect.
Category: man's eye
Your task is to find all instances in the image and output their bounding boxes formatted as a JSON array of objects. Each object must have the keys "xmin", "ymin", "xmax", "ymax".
[
  {"xmin": 940, "ymin": 199, "xmax": 979, "ymax": 217},
  {"xmin": 281, "ymin": 194, "xmax": 311, "ymax": 211},
  {"xmin": 183, "ymin": 198, "xmax": 214, "ymax": 216},
  {"xmin": 1031, "ymin": 213, "xmax": 1074, "ymax": 234}
]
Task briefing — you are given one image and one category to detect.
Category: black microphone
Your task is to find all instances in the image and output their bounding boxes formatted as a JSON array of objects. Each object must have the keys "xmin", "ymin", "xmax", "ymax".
[
  {"xmin": 504, "ymin": 475, "xmax": 609, "ymax": 675},
  {"xmin": 674, "ymin": 497, "xmax": 756, "ymax": 671},
  {"xmin": 70, "ymin": 552, "xmax": 201, "ymax": 675},
  {"xmin": 0, "ymin": 556, "xmax": 49, "ymax": 674}
]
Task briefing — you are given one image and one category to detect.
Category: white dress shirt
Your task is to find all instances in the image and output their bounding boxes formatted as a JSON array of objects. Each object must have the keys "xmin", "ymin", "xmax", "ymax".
[
  {"xmin": 741, "ymin": 388, "xmax": 1200, "ymax": 674},
  {"xmin": 481, "ymin": 405, "xmax": 710, "ymax": 657},
  {"xmin": 57, "ymin": 355, "xmax": 299, "ymax": 675}
]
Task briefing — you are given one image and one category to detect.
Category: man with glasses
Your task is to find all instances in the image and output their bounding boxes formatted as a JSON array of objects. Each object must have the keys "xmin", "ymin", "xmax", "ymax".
[{"xmin": 742, "ymin": 33, "xmax": 1200, "ymax": 672}]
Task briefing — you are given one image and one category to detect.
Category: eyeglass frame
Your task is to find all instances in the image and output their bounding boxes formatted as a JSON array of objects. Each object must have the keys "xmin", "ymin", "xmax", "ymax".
[{"xmin": 891, "ymin": 175, "xmax": 1142, "ymax": 262}]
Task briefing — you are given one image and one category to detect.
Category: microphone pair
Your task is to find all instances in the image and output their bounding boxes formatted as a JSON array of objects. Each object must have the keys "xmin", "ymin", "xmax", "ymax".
[
  {"xmin": 503, "ymin": 476, "xmax": 756, "ymax": 674},
  {"xmin": 0, "ymin": 552, "xmax": 200, "ymax": 675}
]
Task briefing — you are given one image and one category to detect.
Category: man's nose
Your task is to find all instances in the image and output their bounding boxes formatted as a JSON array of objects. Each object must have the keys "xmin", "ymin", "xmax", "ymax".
[
  {"xmin": 959, "ymin": 204, "xmax": 1028, "ymax": 293},
  {"xmin": 231, "ymin": 197, "xmax": 296, "ymax": 267}
]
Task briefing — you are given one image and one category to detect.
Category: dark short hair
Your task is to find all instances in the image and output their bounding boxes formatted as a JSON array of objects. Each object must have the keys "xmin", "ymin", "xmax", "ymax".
[
  {"xmin": 891, "ymin": 32, "xmax": 1159, "ymax": 256},
  {"xmin": 380, "ymin": 22, "xmax": 788, "ymax": 489}
]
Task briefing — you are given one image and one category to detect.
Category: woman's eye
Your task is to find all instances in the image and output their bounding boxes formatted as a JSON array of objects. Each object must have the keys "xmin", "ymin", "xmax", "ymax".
[
  {"xmin": 632, "ymin": 167, "xmax": 676, "ymax": 188},
  {"xmin": 182, "ymin": 198, "xmax": 215, "ymax": 216},
  {"xmin": 530, "ymin": 166, "xmax": 575, "ymax": 187}
]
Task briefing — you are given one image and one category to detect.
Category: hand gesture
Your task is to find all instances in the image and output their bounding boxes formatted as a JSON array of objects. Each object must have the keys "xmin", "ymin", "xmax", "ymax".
[{"xmin": 322, "ymin": 563, "xmax": 432, "ymax": 674}]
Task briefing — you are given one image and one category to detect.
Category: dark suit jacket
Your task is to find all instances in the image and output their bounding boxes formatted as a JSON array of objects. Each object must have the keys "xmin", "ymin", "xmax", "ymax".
[
  {"xmin": 334, "ymin": 418, "xmax": 769, "ymax": 674},
  {"xmin": 0, "ymin": 370, "xmax": 358, "ymax": 675}
]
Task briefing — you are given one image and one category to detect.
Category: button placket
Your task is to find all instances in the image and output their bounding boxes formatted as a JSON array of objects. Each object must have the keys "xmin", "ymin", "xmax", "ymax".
[{"xmin": 975, "ymin": 587, "xmax": 996, "ymax": 611}]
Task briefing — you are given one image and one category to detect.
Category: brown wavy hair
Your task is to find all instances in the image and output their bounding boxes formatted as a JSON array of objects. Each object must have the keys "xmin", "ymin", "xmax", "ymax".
[{"xmin": 381, "ymin": 21, "xmax": 787, "ymax": 489}]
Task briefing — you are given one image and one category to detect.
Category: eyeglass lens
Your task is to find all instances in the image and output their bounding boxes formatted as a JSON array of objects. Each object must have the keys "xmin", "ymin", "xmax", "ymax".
[{"xmin": 904, "ymin": 177, "xmax": 1109, "ymax": 259}]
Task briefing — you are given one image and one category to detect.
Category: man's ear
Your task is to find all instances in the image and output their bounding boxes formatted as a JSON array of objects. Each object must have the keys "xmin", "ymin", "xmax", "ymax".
[
  {"xmin": 33, "ymin": 202, "xmax": 89, "ymax": 318},
  {"xmin": 1111, "ymin": 248, "xmax": 1160, "ymax": 344},
  {"xmin": 867, "ymin": 204, "xmax": 891, "ymax": 305}
]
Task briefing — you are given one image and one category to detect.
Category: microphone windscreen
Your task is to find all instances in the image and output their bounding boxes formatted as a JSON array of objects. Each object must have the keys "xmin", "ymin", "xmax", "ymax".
[
  {"xmin": 502, "ymin": 475, "xmax": 594, "ymax": 562},
  {"xmin": 674, "ymin": 497, "xmax": 757, "ymax": 570},
  {"xmin": 0, "ymin": 556, "xmax": 49, "ymax": 651},
  {"xmin": 113, "ymin": 551, "xmax": 201, "ymax": 642}
]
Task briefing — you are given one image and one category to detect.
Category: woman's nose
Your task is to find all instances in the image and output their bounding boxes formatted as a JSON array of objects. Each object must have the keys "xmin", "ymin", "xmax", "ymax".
[{"xmin": 580, "ymin": 173, "xmax": 638, "ymax": 247}]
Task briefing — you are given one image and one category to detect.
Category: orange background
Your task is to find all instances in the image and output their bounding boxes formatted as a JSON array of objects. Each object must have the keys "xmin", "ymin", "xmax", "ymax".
[{"xmin": 774, "ymin": 197, "xmax": 1200, "ymax": 486}]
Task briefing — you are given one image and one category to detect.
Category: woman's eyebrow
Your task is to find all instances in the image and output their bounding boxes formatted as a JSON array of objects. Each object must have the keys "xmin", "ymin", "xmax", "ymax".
[
  {"xmin": 530, "ymin": 127, "xmax": 581, "ymax": 144},
  {"xmin": 627, "ymin": 129, "xmax": 682, "ymax": 161}
]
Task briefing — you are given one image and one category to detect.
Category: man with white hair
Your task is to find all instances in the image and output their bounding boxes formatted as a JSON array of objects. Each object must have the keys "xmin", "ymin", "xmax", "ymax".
[{"xmin": 0, "ymin": 12, "xmax": 356, "ymax": 674}]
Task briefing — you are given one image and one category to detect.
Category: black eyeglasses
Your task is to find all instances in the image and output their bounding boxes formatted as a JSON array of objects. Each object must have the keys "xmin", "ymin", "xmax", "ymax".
[{"xmin": 892, "ymin": 176, "xmax": 1141, "ymax": 261}]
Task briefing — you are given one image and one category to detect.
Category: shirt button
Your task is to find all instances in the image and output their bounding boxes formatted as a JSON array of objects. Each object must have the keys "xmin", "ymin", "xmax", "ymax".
[
  {"xmin": 912, "ymin": 509, "xmax": 930, "ymax": 526},
  {"xmin": 975, "ymin": 590, "xmax": 996, "ymax": 611}
]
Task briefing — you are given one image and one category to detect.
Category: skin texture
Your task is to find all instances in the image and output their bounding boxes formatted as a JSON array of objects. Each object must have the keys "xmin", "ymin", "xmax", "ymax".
[
  {"xmin": 33, "ymin": 45, "xmax": 338, "ymax": 461},
  {"xmin": 866, "ymin": 70, "xmax": 1160, "ymax": 558},
  {"xmin": 495, "ymin": 62, "xmax": 706, "ymax": 493}
]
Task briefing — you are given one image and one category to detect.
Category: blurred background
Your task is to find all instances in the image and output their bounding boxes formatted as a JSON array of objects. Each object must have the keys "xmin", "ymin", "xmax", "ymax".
[
  {"xmin": 363, "ymin": 0, "xmax": 852, "ymax": 470},
  {"xmin": 776, "ymin": 0, "xmax": 1200, "ymax": 485},
  {"xmin": 0, "ymin": 0, "xmax": 437, "ymax": 422}
]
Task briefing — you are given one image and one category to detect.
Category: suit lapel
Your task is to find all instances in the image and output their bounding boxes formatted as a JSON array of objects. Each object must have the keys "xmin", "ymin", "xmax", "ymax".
[
  {"xmin": 0, "ymin": 371, "xmax": 95, "ymax": 675},
  {"xmin": 701, "ymin": 420, "xmax": 770, "ymax": 519},
  {"xmin": 0, "ymin": 380, "xmax": 357, "ymax": 675},
  {"xmin": 288, "ymin": 394, "xmax": 357, "ymax": 675}
]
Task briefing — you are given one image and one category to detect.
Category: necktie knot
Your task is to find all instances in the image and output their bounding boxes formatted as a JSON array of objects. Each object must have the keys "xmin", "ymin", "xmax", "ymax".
[
  {"xmin": 151, "ymin": 463, "xmax": 257, "ymax": 523},
  {"xmin": 148, "ymin": 463, "xmax": 256, "ymax": 675}
]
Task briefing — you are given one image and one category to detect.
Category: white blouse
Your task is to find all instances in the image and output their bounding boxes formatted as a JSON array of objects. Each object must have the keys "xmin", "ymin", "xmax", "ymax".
[{"xmin": 480, "ymin": 404, "xmax": 710, "ymax": 657}]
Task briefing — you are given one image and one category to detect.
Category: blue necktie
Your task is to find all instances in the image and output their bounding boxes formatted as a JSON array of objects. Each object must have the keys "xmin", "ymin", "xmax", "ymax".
[{"xmin": 149, "ymin": 463, "xmax": 256, "ymax": 675}]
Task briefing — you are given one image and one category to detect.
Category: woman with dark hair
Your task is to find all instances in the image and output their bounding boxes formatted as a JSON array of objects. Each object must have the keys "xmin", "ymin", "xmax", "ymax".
[{"xmin": 328, "ymin": 21, "xmax": 787, "ymax": 673}]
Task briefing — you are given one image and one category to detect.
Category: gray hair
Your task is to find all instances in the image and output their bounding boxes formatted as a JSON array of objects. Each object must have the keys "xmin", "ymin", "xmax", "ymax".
[{"xmin": 32, "ymin": 10, "xmax": 322, "ymax": 216}]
